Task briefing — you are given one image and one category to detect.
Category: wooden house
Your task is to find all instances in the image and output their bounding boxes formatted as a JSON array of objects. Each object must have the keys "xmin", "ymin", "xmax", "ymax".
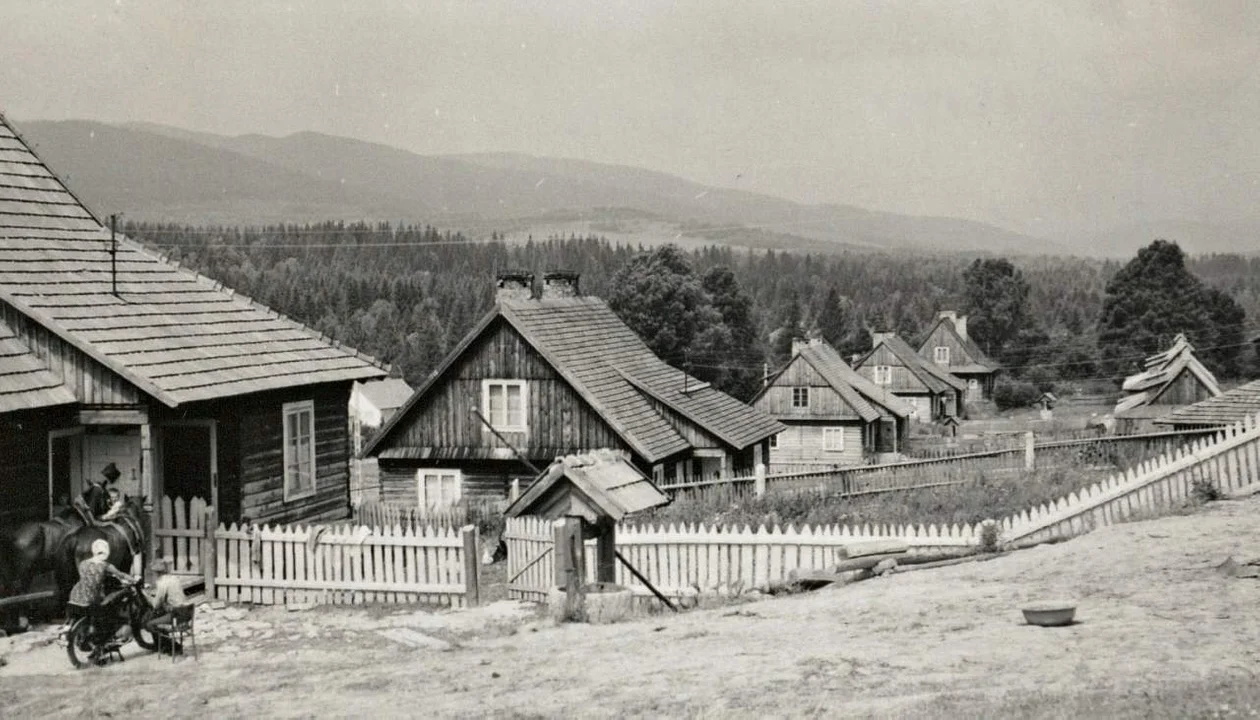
[
  {"xmin": 361, "ymin": 272, "xmax": 784, "ymax": 509},
  {"xmin": 851, "ymin": 332, "xmax": 966, "ymax": 423},
  {"xmin": 0, "ymin": 113, "xmax": 388, "ymax": 527},
  {"xmin": 914, "ymin": 311, "xmax": 999, "ymax": 402},
  {"xmin": 1114, "ymin": 334, "xmax": 1221, "ymax": 434},
  {"xmin": 752, "ymin": 338, "xmax": 913, "ymax": 468},
  {"xmin": 1153, "ymin": 379, "xmax": 1260, "ymax": 431}
]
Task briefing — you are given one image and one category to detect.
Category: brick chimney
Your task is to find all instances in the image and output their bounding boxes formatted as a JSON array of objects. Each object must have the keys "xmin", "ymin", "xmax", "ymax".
[
  {"xmin": 790, "ymin": 337, "xmax": 809, "ymax": 356},
  {"xmin": 937, "ymin": 310, "xmax": 967, "ymax": 340},
  {"xmin": 541, "ymin": 271, "xmax": 580, "ymax": 299},
  {"xmin": 496, "ymin": 271, "xmax": 534, "ymax": 302}
]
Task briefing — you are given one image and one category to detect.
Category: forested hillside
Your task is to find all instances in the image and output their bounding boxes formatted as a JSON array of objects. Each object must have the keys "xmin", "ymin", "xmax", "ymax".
[{"xmin": 126, "ymin": 222, "xmax": 1260, "ymax": 398}]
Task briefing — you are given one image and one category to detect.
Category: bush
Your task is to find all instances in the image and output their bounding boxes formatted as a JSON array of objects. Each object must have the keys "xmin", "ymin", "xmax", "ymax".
[{"xmin": 993, "ymin": 378, "xmax": 1041, "ymax": 411}]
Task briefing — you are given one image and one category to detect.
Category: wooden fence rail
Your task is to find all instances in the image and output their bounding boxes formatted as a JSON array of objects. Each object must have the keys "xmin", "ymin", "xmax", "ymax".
[{"xmin": 214, "ymin": 522, "xmax": 479, "ymax": 608}]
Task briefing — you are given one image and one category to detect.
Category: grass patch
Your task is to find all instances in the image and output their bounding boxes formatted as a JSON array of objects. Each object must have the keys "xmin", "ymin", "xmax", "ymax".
[{"xmin": 639, "ymin": 461, "xmax": 1119, "ymax": 530}]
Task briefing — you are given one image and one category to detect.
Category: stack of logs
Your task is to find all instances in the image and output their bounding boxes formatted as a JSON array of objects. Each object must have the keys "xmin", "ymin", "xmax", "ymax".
[{"xmin": 784, "ymin": 539, "xmax": 983, "ymax": 591}]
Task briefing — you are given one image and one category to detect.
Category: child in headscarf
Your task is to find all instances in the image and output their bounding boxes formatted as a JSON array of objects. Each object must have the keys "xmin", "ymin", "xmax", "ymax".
[{"xmin": 66, "ymin": 539, "xmax": 138, "ymax": 634}]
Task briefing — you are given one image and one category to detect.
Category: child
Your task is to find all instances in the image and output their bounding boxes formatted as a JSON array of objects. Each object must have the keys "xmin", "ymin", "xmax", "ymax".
[
  {"xmin": 66, "ymin": 539, "xmax": 138, "ymax": 637},
  {"xmin": 99, "ymin": 488, "xmax": 124, "ymax": 521}
]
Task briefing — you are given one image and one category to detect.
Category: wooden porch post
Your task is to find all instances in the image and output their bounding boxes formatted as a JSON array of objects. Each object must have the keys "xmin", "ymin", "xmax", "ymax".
[
  {"xmin": 140, "ymin": 422, "xmax": 156, "ymax": 567},
  {"xmin": 594, "ymin": 518, "xmax": 616, "ymax": 583}
]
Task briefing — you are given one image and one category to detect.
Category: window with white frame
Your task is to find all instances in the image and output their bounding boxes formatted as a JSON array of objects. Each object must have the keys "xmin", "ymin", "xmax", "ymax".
[
  {"xmin": 823, "ymin": 427, "xmax": 845, "ymax": 452},
  {"xmin": 417, "ymin": 469, "xmax": 461, "ymax": 510},
  {"xmin": 282, "ymin": 400, "xmax": 316, "ymax": 501},
  {"xmin": 873, "ymin": 365, "xmax": 892, "ymax": 385},
  {"xmin": 791, "ymin": 387, "xmax": 810, "ymax": 408},
  {"xmin": 481, "ymin": 380, "xmax": 528, "ymax": 432},
  {"xmin": 933, "ymin": 346, "xmax": 950, "ymax": 365}
]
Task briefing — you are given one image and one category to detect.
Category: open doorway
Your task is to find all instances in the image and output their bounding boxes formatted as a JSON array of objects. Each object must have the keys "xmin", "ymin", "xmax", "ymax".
[{"xmin": 158, "ymin": 421, "xmax": 217, "ymax": 510}]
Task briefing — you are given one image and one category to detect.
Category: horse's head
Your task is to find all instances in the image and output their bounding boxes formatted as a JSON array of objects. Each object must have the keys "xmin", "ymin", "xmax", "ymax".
[
  {"xmin": 122, "ymin": 494, "xmax": 148, "ymax": 520},
  {"xmin": 81, "ymin": 482, "xmax": 111, "ymax": 518}
]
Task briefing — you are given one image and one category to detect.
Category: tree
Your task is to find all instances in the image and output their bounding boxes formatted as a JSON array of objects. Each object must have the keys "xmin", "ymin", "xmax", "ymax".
[
  {"xmin": 815, "ymin": 286, "xmax": 848, "ymax": 348},
  {"xmin": 701, "ymin": 266, "xmax": 764, "ymax": 400},
  {"xmin": 962, "ymin": 258, "xmax": 1030, "ymax": 363},
  {"xmin": 769, "ymin": 291, "xmax": 803, "ymax": 369},
  {"xmin": 1098, "ymin": 240, "xmax": 1246, "ymax": 380},
  {"xmin": 606, "ymin": 245, "xmax": 735, "ymax": 393}
]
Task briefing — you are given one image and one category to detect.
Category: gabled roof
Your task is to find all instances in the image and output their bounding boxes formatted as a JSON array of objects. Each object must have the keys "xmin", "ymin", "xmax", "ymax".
[
  {"xmin": 364, "ymin": 296, "xmax": 784, "ymax": 463},
  {"xmin": 0, "ymin": 316, "xmax": 75, "ymax": 412},
  {"xmin": 759, "ymin": 341, "xmax": 914, "ymax": 421},
  {"xmin": 0, "ymin": 113, "xmax": 387, "ymax": 407},
  {"xmin": 352, "ymin": 377, "xmax": 413, "ymax": 412},
  {"xmin": 1154, "ymin": 379, "xmax": 1260, "ymax": 427},
  {"xmin": 917, "ymin": 316, "xmax": 998, "ymax": 374},
  {"xmin": 1115, "ymin": 334, "xmax": 1220, "ymax": 416},
  {"xmin": 504, "ymin": 449, "xmax": 669, "ymax": 522},
  {"xmin": 853, "ymin": 334, "xmax": 967, "ymax": 395}
]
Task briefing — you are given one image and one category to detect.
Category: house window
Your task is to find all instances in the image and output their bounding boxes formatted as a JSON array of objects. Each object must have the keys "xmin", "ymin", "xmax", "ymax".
[
  {"xmin": 482, "ymin": 380, "xmax": 528, "ymax": 431},
  {"xmin": 823, "ymin": 427, "xmax": 845, "ymax": 452},
  {"xmin": 934, "ymin": 346, "xmax": 950, "ymax": 365},
  {"xmin": 282, "ymin": 400, "xmax": 316, "ymax": 502},
  {"xmin": 418, "ymin": 469, "xmax": 461, "ymax": 510},
  {"xmin": 792, "ymin": 387, "xmax": 810, "ymax": 408},
  {"xmin": 768, "ymin": 433, "xmax": 779, "ymax": 448},
  {"xmin": 873, "ymin": 365, "xmax": 892, "ymax": 385}
]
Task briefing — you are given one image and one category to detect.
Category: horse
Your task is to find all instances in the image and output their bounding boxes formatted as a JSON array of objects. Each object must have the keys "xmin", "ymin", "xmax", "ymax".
[
  {"xmin": 55, "ymin": 495, "xmax": 149, "ymax": 608},
  {"xmin": 0, "ymin": 484, "xmax": 110, "ymax": 603}
]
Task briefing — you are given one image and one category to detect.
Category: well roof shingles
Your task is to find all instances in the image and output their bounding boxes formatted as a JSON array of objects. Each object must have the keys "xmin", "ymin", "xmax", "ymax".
[
  {"xmin": 1155, "ymin": 379, "xmax": 1260, "ymax": 427},
  {"xmin": 0, "ymin": 113, "xmax": 386, "ymax": 407}
]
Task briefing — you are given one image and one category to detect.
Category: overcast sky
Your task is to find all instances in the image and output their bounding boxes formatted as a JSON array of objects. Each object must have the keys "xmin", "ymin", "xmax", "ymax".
[{"xmin": 3, "ymin": 0, "xmax": 1257, "ymax": 240}]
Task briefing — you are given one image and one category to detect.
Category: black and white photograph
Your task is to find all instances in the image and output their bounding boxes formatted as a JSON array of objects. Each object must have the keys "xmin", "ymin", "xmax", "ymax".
[{"xmin": 2, "ymin": 1, "xmax": 1260, "ymax": 717}]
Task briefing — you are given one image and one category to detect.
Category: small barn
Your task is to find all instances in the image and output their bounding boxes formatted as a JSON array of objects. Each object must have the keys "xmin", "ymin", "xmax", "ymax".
[
  {"xmin": 753, "ymin": 338, "xmax": 913, "ymax": 469},
  {"xmin": 1114, "ymin": 334, "xmax": 1221, "ymax": 434},
  {"xmin": 0, "ymin": 112, "xmax": 388, "ymax": 528},
  {"xmin": 1153, "ymin": 379, "xmax": 1260, "ymax": 431}
]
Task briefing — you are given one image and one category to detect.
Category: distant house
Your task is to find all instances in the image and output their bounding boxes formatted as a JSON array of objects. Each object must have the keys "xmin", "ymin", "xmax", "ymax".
[
  {"xmin": 852, "ymin": 332, "xmax": 966, "ymax": 423},
  {"xmin": 0, "ymin": 112, "xmax": 388, "ymax": 527},
  {"xmin": 361, "ymin": 272, "xmax": 784, "ymax": 510},
  {"xmin": 1114, "ymin": 334, "xmax": 1221, "ymax": 434},
  {"xmin": 1153, "ymin": 379, "xmax": 1260, "ymax": 431},
  {"xmin": 914, "ymin": 311, "xmax": 999, "ymax": 402},
  {"xmin": 752, "ymin": 338, "xmax": 913, "ymax": 469},
  {"xmin": 349, "ymin": 377, "xmax": 413, "ymax": 439}
]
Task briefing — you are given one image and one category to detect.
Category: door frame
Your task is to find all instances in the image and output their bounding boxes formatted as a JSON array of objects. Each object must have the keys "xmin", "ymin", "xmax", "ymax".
[
  {"xmin": 47, "ymin": 426, "xmax": 85, "ymax": 520},
  {"xmin": 157, "ymin": 419, "xmax": 219, "ymax": 513}
]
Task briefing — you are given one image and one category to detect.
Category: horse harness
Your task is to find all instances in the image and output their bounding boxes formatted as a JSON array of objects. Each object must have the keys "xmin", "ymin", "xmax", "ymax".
[{"xmin": 99, "ymin": 516, "xmax": 144, "ymax": 559}]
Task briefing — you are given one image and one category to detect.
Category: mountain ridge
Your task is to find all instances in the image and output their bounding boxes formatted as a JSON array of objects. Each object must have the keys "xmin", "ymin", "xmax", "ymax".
[{"xmin": 10, "ymin": 119, "xmax": 1111, "ymax": 256}]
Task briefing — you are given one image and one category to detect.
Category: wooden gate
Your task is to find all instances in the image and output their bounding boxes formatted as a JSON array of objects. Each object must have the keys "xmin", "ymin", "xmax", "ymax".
[
  {"xmin": 152, "ymin": 495, "xmax": 216, "ymax": 590},
  {"xmin": 503, "ymin": 516, "xmax": 557, "ymax": 602}
]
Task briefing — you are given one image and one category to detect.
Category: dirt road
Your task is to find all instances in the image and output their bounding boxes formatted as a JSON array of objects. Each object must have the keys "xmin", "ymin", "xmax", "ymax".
[{"xmin": 4, "ymin": 497, "xmax": 1260, "ymax": 718}]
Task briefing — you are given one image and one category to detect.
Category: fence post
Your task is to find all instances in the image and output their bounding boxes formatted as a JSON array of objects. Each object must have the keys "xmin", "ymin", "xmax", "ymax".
[
  {"xmin": 461, "ymin": 525, "xmax": 480, "ymax": 607},
  {"xmin": 203, "ymin": 507, "xmax": 218, "ymax": 598},
  {"xmin": 553, "ymin": 516, "xmax": 585, "ymax": 616},
  {"xmin": 754, "ymin": 463, "xmax": 767, "ymax": 498},
  {"xmin": 1025, "ymin": 432, "xmax": 1035, "ymax": 471}
]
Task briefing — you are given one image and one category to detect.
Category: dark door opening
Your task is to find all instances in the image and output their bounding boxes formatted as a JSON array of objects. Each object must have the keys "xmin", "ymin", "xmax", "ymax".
[{"xmin": 161, "ymin": 425, "xmax": 213, "ymax": 503}]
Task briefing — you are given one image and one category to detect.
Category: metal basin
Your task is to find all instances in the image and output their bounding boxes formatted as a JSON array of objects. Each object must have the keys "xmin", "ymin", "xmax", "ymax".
[{"xmin": 1022, "ymin": 601, "xmax": 1077, "ymax": 627}]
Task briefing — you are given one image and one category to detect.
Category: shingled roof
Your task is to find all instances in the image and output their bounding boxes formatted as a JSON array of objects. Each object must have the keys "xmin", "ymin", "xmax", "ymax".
[
  {"xmin": 1153, "ymin": 379, "xmax": 1260, "ymax": 428},
  {"xmin": 917, "ymin": 315, "xmax": 998, "ymax": 374},
  {"xmin": 365, "ymin": 296, "xmax": 784, "ymax": 463},
  {"xmin": 1115, "ymin": 334, "xmax": 1220, "ymax": 416},
  {"xmin": 0, "ymin": 113, "xmax": 387, "ymax": 407},
  {"xmin": 854, "ymin": 334, "xmax": 967, "ymax": 395},
  {"xmin": 760, "ymin": 341, "xmax": 914, "ymax": 421},
  {"xmin": 0, "ymin": 315, "xmax": 75, "ymax": 412}
]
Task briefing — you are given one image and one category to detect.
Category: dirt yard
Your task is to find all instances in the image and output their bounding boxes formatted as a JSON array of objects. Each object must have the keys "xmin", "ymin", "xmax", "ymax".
[{"xmin": 4, "ymin": 496, "xmax": 1260, "ymax": 719}]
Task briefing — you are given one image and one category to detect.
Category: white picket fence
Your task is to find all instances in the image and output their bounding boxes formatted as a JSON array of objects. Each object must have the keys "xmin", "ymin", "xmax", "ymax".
[
  {"xmin": 213, "ymin": 523, "xmax": 480, "ymax": 608},
  {"xmin": 153, "ymin": 495, "xmax": 214, "ymax": 580},
  {"xmin": 504, "ymin": 515, "xmax": 976, "ymax": 601},
  {"xmin": 505, "ymin": 412, "xmax": 1260, "ymax": 600}
]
